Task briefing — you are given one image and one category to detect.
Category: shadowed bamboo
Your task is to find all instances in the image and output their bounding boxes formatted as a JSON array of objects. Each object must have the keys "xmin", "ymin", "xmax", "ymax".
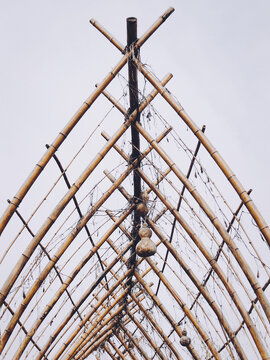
[{"xmin": 0, "ymin": 7, "xmax": 174, "ymax": 237}]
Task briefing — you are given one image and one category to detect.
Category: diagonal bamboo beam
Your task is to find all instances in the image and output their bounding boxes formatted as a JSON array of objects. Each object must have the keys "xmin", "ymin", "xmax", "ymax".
[
  {"xmin": 113, "ymin": 332, "xmax": 138, "ymax": 360},
  {"xmin": 135, "ymin": 121, "xmax": 270, "ymax": 323},
  {"xmin": 104, "ymin": 343, "xmax": 118, "ymax": 360},
  {"xmin": 133, "ymin": 57, "xmax": 270, "ymax": 248},
  {"xmin": 0, "ymin": 7, "xmax": 174, "ymax": 237},
  {"xmin": 138, "ymin": 170, "xmax": 269, "ymax": 360},
  {"xmin": 45, "ymin": 144, "xmax": 107, "ymax": 281},
  {"xmin": 127, "ymin": 311, "xmax": 167, "ymax": 360},
  {"xmin": 0, "ymin": 72, "xmax": 173, "ymax": 316},
  {"xmin": 108, "ymin": 212, "xmax": 221, "ymax": 360},
  {"xmin": 107, "ymin": 339, "xmax": 126, "ymax": 360},
  {"xmin": 118, "ymin": 324, "xmax": 150, "ymax": 360},
  {"xmin": 103, "ymin": 148, "xmax": 268, "ymax": 359},
  {"xmin": 105, "ymin": 212, "xmax": 200, "ymax": 360},
  {"xmin": 102, "ymin": 253, "xmax": 182, "ymax": 360},
  {"xmin": 155, "ymin": 125, "xmax": 206, "ymax": 297},
  {"xmin": 69, "ymin": 294, "xmax": 143, "ymax": 360}
]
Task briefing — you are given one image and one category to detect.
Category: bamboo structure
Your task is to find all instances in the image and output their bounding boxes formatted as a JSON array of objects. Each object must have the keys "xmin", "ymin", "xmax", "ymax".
[{"xmin": 0, "ymin": 7, "xmax": 270, "ymax": 360}]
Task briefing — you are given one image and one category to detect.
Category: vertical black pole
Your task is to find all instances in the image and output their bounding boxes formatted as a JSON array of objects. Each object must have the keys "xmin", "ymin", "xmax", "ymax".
[{"xmin": 127, "ymin": 17, "xmax": 141, "ymax": 285}]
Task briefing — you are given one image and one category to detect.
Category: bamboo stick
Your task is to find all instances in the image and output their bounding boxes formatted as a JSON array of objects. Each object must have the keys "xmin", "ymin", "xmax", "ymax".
[
  {"xmin": 104, "ymin": 165, "xmax": 252, "ymax": 359},
  {"xmin": 118, "ymin": 324, "xmax": 150, "ymax": 360},
  {"xmin": 0, "ymin": 7, "xmax": 174, "ymax": 237},
  {"xmin": 102, "ymin": 256, "xmax": 181, "ymax": 360},
  {"xmin": 107, "ymin": 339, "xmax": 126, "ymax": 360},
  {"xmin": 134, "ymin": 57, "xmax": 270, "ymax": 247},
  {"xmin": 138, "ymin": 170, "xmax": 269, "ymax": 360},
  {"xmin": 135, "ymin": 121, "xmax": 270, "ymax": 323},
  {"xmin": 114, "ymin": 332, "xmax": 138, "ymax": 360},
  {"xmin": 104, "ymin": 344, "xmax": 118, "ymax": 360},
  {"xmin": 70, "ymin": 295, "xmax": 141, "ymax": 360},
  {"xmin": 90, "ymin": 7, "xmax": 174, "ymax": 54},
  {"xmin": 0, "ymin": 72, "xmax": 172, "ymax": 315},
  {"xmin": 147, "ymin": 218, "xmax": 247, "ymax": 360},
  {"xmin": 102, "ymin": 120, "xmax": 269, "ymax": 358},
  {"xmin": 134, "ymin": 273, "xmax": 200, "ymax": 360},
  {"xmin": 108, "ymin": 212, "xmax": 221, "ymax": 360},
  {"xmin": 127, "ymin": 311, "xmax": 167, "ymax": 360}
]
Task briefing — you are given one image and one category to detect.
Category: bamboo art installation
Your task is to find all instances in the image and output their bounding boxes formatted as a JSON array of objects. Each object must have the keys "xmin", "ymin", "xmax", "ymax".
[{"xmin": 1, "ymin": 7, "xmax": 270, "ymax": 360}]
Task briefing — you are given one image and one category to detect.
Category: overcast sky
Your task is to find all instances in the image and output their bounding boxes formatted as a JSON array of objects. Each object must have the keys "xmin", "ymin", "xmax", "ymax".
[{"xmin": 1, "ymin": 0, "xmax": 270, "ymax": 224}]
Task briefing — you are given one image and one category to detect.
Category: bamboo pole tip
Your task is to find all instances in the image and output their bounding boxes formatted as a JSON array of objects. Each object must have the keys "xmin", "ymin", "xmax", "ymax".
[
  {"xmin": 162, "ymin": 7, "xmax": 175, "ymax": 20},
  {"xmin": 89, "ymin": 18, "xmax": 95, "ymax": 25}
]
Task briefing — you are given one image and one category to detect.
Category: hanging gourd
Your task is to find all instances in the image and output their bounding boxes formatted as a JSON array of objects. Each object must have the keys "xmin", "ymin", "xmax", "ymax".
[
  {"xmin": 136, "ymin": 224, "xmax": 156, "ymax": 257},
  {"xmin": 136, "ymin": 202, "xmax": 149, "ymax": 216},
  {"xmin": 180, "ymin": 329, "xmax": 191, "ymax": 347}
]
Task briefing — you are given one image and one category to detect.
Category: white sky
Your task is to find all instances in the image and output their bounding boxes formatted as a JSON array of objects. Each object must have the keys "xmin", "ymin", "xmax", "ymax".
[{"xmin": 0, "ymin": 0, "xmax": 270, "ymax": 224}]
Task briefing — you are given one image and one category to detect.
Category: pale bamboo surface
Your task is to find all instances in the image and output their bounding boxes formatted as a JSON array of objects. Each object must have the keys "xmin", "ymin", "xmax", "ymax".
[{"xmin": 0, "ymin": 7, "xmax": 269, "ymax": 360}]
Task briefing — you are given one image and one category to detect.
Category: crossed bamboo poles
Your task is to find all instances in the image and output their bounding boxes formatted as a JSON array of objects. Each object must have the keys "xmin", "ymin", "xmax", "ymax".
[{"xmin": 0, "ymin": 7, "xmax": 270, "ymax": 360}]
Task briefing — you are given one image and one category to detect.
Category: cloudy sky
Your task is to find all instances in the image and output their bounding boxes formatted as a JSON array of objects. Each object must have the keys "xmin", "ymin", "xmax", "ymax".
[{"xmin": 1, "ymin": 0, "xmax": 270, "ymax": 224}]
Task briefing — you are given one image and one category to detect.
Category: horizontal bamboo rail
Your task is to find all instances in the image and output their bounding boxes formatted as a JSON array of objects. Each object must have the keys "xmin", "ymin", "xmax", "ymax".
[
  {"xmin": 135, "ymin": 121, "xmax": 270, "ymax": 323},
  {"xmin": 0, "ymin": 7, "xmax": 174, "ymax": 237}
]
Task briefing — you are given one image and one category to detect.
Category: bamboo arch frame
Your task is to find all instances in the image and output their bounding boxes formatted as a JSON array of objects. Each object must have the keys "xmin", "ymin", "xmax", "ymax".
[{"xmin": 0, "ymin": 7, "xmax": 269, "ymax": 360}]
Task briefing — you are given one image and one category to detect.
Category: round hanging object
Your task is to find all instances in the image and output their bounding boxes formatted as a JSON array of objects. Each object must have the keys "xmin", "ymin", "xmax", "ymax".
[
  {"xmin": 138, "ymin": 225, "xmax": 152, "ymax": 238},
  {"xmin": 136, "ymin": 237, "xmax": 156, "ymax": 257},
  {"xmin": 136, "ymin": 202, "xmax": 149, "ymax": 216},
  {"xmin": 180, "ymin": 329, "xmax": 191, "ymax": 347}
]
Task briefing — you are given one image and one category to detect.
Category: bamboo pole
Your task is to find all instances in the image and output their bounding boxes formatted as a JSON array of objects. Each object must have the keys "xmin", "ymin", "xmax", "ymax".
[
  {"xmin": 107, "ymin": 339, "xmax": 126, "ymax": 360},
  {"xmin": 90, "ymin": 7, "xmax": 174, "ymax": 54},
  {"xmin": 114, "ymin": 332, "xmax": 138, "ymax": 360},
  {"xmin": 127, "ymin": 311, "xmax": 167, "ymax": 360},
  {"xmin": 102, "ymin": 121, "xmax": 270, "ymax": 358},
  {"xmin": 13, "ymin": 216, "xmax": 134, "ymax": 360},
  {"xmin": 104, "ymin": 344, "xmax": 118, "ymax": 360},
  {"xmin": 138, "ymin": 170, "xmax": 270, "ymax": 360},
  {"xmin": 102, "ymin": 256, "xmax": 181, "ymax": 360},
  {"xmin": 0, "ymin": 7, "xmax": 174, "ymax": 237},
  {"xmin": 104, "ymin": 167, "xmax": 253, "ymax": 360},
  {"xmin": 108, "ymin": 213, "xmax": 221, "ymax": 360},
  {"xmin": 146, "ymin": 218, "xmax": 247, "ymax": 360},
  {"xmin": 0, "ymin": 72, "xmax": 172, "ymax": 315},
  {"xmin": 134, "ymin": 57, "xmax": 270, "ymax": 247},
  {"xmin": 119, "ymin": 324, "xmax": 150, "ymax": 360},
  {"xmin": 135, "ymin": 121, "xmax": 270, "ymax": 323},
  {"xmin": 70, "ymin": 295, "xmax": 142, "ymax": 360}
]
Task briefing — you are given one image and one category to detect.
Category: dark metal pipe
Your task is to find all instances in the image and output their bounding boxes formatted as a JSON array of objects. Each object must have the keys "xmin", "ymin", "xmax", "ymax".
[{"xmin": 126, "ymin": 17, "xmax": 141, "ymax": 287}]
